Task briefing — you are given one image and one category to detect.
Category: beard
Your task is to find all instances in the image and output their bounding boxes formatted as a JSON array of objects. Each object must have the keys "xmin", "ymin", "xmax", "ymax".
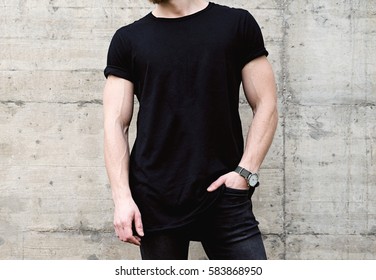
[{"xmin": 149, "ymin": 0, "xmax": 169, "ymax": 3}]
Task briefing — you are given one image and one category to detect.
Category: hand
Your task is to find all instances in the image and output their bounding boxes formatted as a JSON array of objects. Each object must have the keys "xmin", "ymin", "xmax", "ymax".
[
  {"xmin": 113, "ymin": 198, "xmax": 144, "ymax": 246},
  {"xmin": 207, "ymin": 171, "xmax": 248, "ymax": 192}
]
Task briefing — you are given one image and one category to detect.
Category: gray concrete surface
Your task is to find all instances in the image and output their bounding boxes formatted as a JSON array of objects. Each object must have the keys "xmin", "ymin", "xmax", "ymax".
[{"xmin": 0, "ymin": 0, "xmax": 375, "ymax": 260}]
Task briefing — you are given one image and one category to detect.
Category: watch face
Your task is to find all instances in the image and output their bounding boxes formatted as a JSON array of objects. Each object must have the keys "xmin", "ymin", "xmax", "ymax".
[{"xmin": 248, "ymin": 174, "xmax": 259, "ymax": 187}]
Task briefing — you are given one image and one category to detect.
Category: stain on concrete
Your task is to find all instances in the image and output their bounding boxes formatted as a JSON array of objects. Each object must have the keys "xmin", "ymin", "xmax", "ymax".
[
  {"xmin": 306, "ymin": 121, "xmax": 336, "ymax": 140},
  {"xmin": 90, "ymin": 231, "xmax": 102, "ymax": 243},
  {"xmin": 370, "ymin": 226, "xmax": 376, "ymax": 234},
  {"xmin": 87, "ymin": 254, "xmax": 99, "ymax": 260},
  {"xmin": 0, "ymin": 237, "xmax": 5, "ymax": 246},
  {"xmin": 1, "ymin": 100, "xmax": 25, "ymax": 107},
  {"xmin": 77, "ymin": 99, "xmax": 102, "ymax": 108}
]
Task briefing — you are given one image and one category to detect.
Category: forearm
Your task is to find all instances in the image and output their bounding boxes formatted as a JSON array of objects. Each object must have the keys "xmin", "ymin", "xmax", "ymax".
[
  {"xmin": 239, "ymin": 102, "xmax": 278, "ymax": 172},
  {"xmin": 104, "ymin": 120, "xmax": 144, "ymax": 244},
  {"xmin": 104, "ymin": 120, "xmax": 132, "ymax": 206}
]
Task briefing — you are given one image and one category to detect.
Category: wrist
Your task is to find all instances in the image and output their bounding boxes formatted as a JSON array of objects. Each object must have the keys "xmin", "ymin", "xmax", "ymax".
[
  {"xmin": 234, "ymin": 165, "xmax": 260, "ymax": 188},
  {"xmin": 112, "ymin": 187, "xmax": 133, "ymax": 205},
  {"xmin": 238, "ymin": 161, "xmax": 259, "ymax": 174}
]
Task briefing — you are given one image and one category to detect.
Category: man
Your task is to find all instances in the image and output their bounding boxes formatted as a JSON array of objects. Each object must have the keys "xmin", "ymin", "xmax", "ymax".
[{"xmin": 103, "ymin": 0, "xmax": 278, "ymax": 260}]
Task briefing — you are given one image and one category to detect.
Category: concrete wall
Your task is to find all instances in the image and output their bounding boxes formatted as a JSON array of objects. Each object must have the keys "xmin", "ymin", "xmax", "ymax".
[{"xmin": 0, "ymin": 0, "xmax": 375, "ymax": 260}]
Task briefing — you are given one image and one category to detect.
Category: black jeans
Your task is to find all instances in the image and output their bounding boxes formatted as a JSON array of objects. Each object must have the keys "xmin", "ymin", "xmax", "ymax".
[{"xmin": 140, "ymin": 186, "xmax": 267, "ymax": 260}]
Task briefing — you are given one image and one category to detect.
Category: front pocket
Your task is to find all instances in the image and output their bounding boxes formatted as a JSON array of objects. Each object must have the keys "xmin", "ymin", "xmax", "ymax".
[
  {"xmin": 224, "ymin": 185, "xmax": 249, "ymax": 196},
  {"xmin": 224, "ymin": 185, "xmax": 255, "ymax": 199}
]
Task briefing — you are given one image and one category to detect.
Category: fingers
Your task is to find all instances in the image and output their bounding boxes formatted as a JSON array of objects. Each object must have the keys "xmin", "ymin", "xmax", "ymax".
[
  {"xmin": 126, "ymin": 235, "xmax": 142, "ymax": 246},
  {"xmin": 207, "ymin": 172, "xmax": 248, "ymax": 192},
  {"xmin": 115, "ymin": 223, "xmax": 141, "ymax": 246},
  {"xmin": 114, "ymin": 210, "xmax": 143, "ymax": 246},
  {"xmin": 207, "ymin": 175, "xmax": 225, "ymax": 192}
]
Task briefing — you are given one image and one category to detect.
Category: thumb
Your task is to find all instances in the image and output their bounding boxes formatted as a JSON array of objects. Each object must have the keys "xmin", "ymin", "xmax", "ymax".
[{"xmin": 134, "ymin": 211, "xmax": 144, "ymax": 237}]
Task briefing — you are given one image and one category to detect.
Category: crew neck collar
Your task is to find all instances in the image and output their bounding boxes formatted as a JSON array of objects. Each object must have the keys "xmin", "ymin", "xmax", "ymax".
[{"xmin": 149, "ymin": 2, "xmax": 214, "ymax": 21}]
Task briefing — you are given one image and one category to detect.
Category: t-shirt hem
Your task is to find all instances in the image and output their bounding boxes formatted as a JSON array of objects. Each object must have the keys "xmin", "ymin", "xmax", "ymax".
[
  {"xmin": 142, "ymin": 185, "xmax": 225, "ymax": 234},
  {"xmin": 241, "ymin": 49, "xmax": 269, "ymax": 69},
  {"xmin": 104, "ymin": 65, "xmax": 133, "ymax": 82}
]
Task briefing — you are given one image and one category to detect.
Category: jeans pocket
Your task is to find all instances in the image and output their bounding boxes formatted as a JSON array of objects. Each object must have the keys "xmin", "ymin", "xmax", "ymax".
[
  {"xmin": 224, "ymin": 185, "xmax": 249, "ymax": 196},
  {"xmin": 224, "ymin": 185, "xmax": 255, "ymax": 200}
]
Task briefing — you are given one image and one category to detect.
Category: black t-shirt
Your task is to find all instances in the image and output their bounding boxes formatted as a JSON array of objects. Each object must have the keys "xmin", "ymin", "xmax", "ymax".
[{"xmin": 104, "ymin": 2, "xmax": 268, "ymax": 233}]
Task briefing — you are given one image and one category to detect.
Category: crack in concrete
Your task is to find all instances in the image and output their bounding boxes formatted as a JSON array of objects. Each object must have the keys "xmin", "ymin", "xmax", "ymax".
[
  {"xmin": 28, "ymin": 221, "xmax": 113, "ymax": 236},
  {"xmin": 0, "ymin": 99, "xmax": 103, "ymax": 106},
  {"xmin": 279, "ymin": 0, "xmax": 292, "ymax": 261}
]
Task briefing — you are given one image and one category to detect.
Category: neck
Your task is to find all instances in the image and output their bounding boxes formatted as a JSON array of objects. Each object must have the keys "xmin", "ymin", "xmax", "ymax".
[{"xmin": 153, "ymin": 0, "xmax": 209, "ymax": 18}]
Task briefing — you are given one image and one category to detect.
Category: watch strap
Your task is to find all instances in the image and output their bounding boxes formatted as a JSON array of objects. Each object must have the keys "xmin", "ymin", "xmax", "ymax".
[
  {"xmin": 235, "ymin": 166, "xmax": 251, "ymax": 179},
  {"xmin": 234, "ymin": 166, "xmax": 260, "ymax": 187}
]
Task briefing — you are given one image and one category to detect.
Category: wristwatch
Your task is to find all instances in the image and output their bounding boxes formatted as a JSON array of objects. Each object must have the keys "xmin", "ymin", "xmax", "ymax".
[{"xmin": 234, "ymin": 166, "xmax": 260, "ymax": 187}]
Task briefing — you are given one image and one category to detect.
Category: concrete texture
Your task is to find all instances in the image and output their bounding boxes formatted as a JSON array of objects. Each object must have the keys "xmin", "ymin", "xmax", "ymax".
[{"xmin": 0, "ymin": 0, "xmax": 375, "ymax": 260}]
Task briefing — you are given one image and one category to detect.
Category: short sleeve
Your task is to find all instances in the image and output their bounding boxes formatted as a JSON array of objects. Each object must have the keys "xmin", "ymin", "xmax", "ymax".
[
  {"xmin": 239, "ymin": 11, "xmax": 269, "ymax": 68},
  {"xmin": 104, "ymin": 29, "xmax": 134, "ymax": 82}
]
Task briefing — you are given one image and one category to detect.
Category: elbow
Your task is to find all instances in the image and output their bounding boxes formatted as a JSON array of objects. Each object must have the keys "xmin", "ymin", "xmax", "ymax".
[
  {"xmin": 118, "ymin": 117, "xmax": 131, "ymax": 133},
  {"xmin": 269, "ymin": 98, "xmax": 279, "ymax": 125},
  {"xmin": 252, "ymin": 97, "xmax": 278, "ymax": 131},
  {"xmin": 253, "ymin": 97, "xmax": 278, "ymax": 119},
  {"xmin": 104, "ymin": 115, "xmax": 130, "ymax": 137}
]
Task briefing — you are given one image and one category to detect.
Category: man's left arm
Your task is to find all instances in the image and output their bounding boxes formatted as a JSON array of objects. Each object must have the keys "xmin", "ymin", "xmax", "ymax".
[{"xmin": 208, "ymin": 56, "xmax": 278, "ymax": 191}]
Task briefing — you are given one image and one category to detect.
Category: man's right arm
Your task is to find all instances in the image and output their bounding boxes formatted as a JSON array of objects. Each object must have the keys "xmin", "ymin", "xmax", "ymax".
[{"xmin": 103, "ymin": 75, "xmax": 144, "ymax": 246}]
